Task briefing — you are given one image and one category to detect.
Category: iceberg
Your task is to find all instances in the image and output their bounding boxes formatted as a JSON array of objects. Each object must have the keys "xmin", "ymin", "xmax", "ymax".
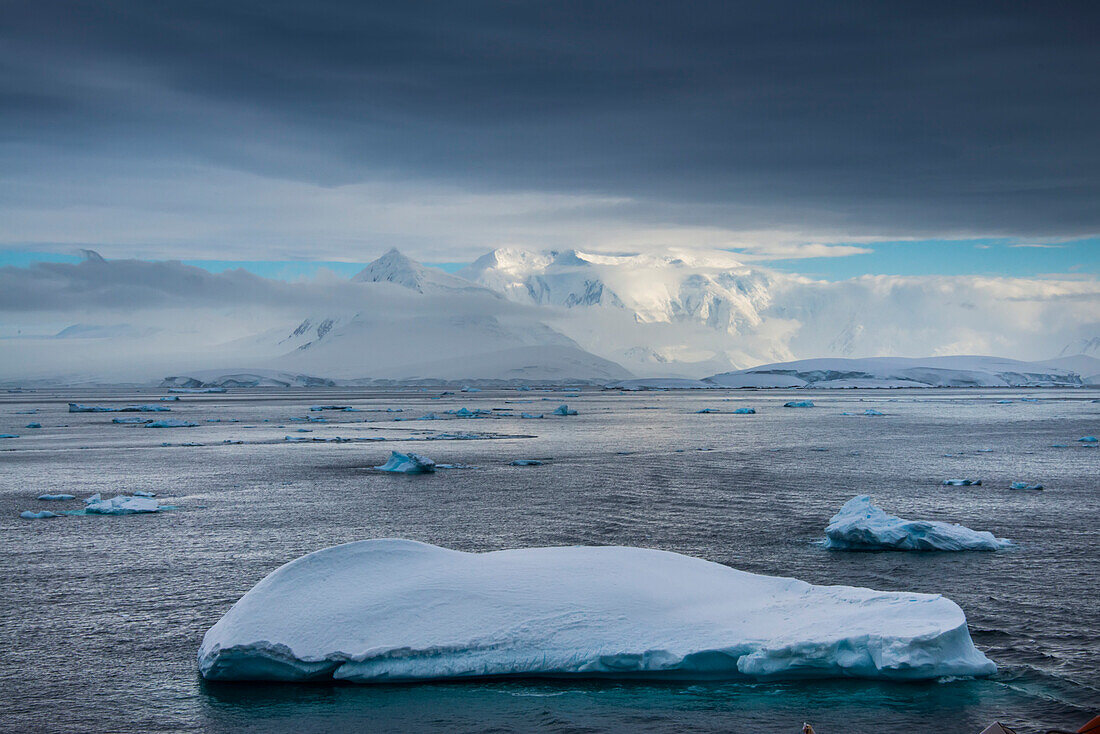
[
  {"xmin": 1078, "ymin": 436, "xmax": 1098, "ymax": 443},
  {"xmin": 943, "ymin": 479, "xmax": 982, "ymax": 486},
  {"xmin": 863, "ymin": 409, "xmax": 885, "ymax": 416},
  {"xmin": 520, "ymin": 413, "xmax": 544, "ymax": 419},
  {"xmin": 37, "ymin": 494, "xmax": 75, "ymax": 500},
  {"xmin": 198, "ymin": 539, "xmax": 997, "ymax": 683},
  {"xmin": 824, "ymin": 496, "xmax": 1011, "ymax": 551},
  {"xmin": 1009, "ymin": 482, "xmax": 1043, "ymax": 490},
  {"xmin": 732, "ymin": 407, "xmax": 756, "ymax": 414},
  {"xmin": 25, "ymin": 422, "xmax": 42, "ymax": 428},
  {"xmin": 375, "ymin": 451, "xmax": 436, "ymax": 474},
  {"xmin": 21, "ymin": 510, "xmax": 60, "ymax": 519},
  {"xmin": 146, "ymin": 419, "xmax": 199, "ymax": 428},
  {"xmin": 784, "ymin": 400, "xmax": 815, "ymax": 408},
  {"xmin": 0, "ymin": 433, "xmax": 18, "ymax": 438},
  {"xmin": 552, "ymin": 404, "xmax": 577, "ymax": 416},
  {"xmin": 82, "ymin": 493, "xmax": 163, "ymax": 515},
  {"xmin": 68, "ymin": 403, "xmax": 169, "ymax": 413}
]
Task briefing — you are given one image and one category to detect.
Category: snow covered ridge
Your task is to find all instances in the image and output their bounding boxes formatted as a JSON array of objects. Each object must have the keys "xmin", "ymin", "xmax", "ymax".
[
  {"xmin": 198, "ymin": 539, "xmax": 996, "ymax": 683},
  {"xmin": 608, "ymin": 355, "xmax": 1096, "ymax": 389},
  {"xmin": 825, "ymin": 496, "xmax": 1012, "ymax": 552}
]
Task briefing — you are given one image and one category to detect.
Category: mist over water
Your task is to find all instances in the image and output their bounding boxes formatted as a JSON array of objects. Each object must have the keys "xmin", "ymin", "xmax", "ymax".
[{"xmin": 1, "ymin": 387, "xmax": 1097, "ymax": 733}]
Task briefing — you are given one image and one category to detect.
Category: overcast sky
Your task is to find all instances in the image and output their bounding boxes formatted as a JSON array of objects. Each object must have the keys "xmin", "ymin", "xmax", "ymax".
[{"xmin": 1, "ymin": 1, "xmax": 1098, "ymax": 267}]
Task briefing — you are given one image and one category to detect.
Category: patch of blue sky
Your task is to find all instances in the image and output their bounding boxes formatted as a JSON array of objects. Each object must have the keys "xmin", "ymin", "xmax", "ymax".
[{"xmin": 751, "ymin": 237, "xmax": 1099, "ymax": 280}]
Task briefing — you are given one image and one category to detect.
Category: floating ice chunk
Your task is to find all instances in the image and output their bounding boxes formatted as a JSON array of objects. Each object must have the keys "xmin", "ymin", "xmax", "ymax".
[
  {"xmin": 995, "ymin": 400, "xmax": 1013, "ymax": 404},
  {"xmin": 447, "ymin": 408, "xmax": 487, "ymax": 417},
  {"xmin": 310, "ymin": 405, "xmax": 353, "ymax": 412},
  {"xmin": 147, "ymin": 419, "xmax": 199, "ymax": 428},
  {"xmin": 695, "ymin": 408, "xmax": 718, "ymax": 413},
  {"xmin": 520, "ymin": 413, "xmax": 544, "ymax": 419},
  {"xmin": 0, "ymin": 433, "xmax": 19, "ymax": 438},
  {"xmin": 160, "ymin": 396, "xmax": 181, "ymax": 401},
  {"xmin": 69, "ymin": 403, "xmax": 169, "ymax": 413},
  {"xmin": 375, "ymin": 451, "xmax": 436, "ymax": 474},
  {"xmin": 863, "ymin": 409, "xmax": 885, "ymax": 416},
  {"xmin": 132, "ymin": 490, "xmax": 156, "ymax": 497},
  {"xmin": 552, "ymin": 404, "xmax": 577, "ymax": 416},
  {"xmin": 824, "ymin": 496, "xmax": 1010, "ymax": 551},
  {"xmin": 1078, "ymin": 436, "xmax": 1098, "ymax": 443},
  {"xmin": 783, "ymin": 401, "xmax": 814, "ymax": 408},
  {"xmin": 1009, "ymin": 482, "xmax": 1043, "ymax": 490},
  {"xmin": 21, "ymin": 510, "xmax": 60, "ymax": 519},
  {"xmin": 943, "ymin": 479, "xmax": 982, "ymax": 486},
  {"xmin": 37, "ymin": 494, "xmax": 75, "ymax": 500},
  {"xmin": 731, "ymin": 408, "xmax": 756, "ymax": 414},
  {"xmin": 509, "ymin": 459, "xmax": 543, "ymax": 466},
  {"xmin": 113, "ymin": 417, "xmax": 152, "ymax": 424},
  {"xmin": 25, "ymin": 422, "xmax": 42, "ymax": 428},
  {"xmin": 198, "ymin": 539, "xmax": 998, "ymax": 683},
  {"xmin": 83, "ymin": 493, "xmax": 163, "ymax": 515}
]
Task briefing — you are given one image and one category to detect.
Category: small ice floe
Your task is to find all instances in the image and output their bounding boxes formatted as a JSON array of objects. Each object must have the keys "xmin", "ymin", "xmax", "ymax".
[
  {"xmin": 552, "ymin": 404, "xmax": 577, "ymax": 416},
  {"xmin": 113, "ymin": 417, "xmax": 153, "ymax": 424},
  {"xmin": 82, "ymin": 493, "xmax": 163, "ymax": 515},
  {"xmin": 310, "ymin": 405, "xmax": 353, "ymax": 412},
  {"xmin": 132, "ymin": 490, "xmax": 156, "ymax": 497},
  {"xmin": 1078, "ymin": 436, "xmax": 1098, "ymax": 443},
  {"xmin": 146, "ymin": 419, "xmax": 199, "ymax": 428},
  {"xmin": 784, "ymin": 400, "xmax": 814, "ymax": 408},
  {"xmin": 0, "ymin": 433, "xmax": 19, "ymax": 438},
  {"xmin": 21, "ymin": 510, "xmax": 60, "ymax": 519},
  {"xmin": 732, "ymin": 407, "xmax": 756, "ymax": 414},
  {"xmin": 25, "ymin": 422, "xmax": 42, "ymax": 428},
  {"xmin": 510, "ymin": 459, "xmax": 543, "ymax": 466},
  {"xmin": 295, "ymin": 428, "xmax": 312, "ymax": 433},
  {"xmin": 160, "ymin": 396, "xmax": 181, "ymax": 401},
  {"xmin": 375, "ymin": 451, "xmax": 436, "ymax": 473},
  {"xmin": 37, "ymin": 494, "xmax": 76, "ymax": 500},
  {"xmin": 69, "ymin": 403, "xmax": 169, "ymax": 413},
  {"xmin": 221, "ymin": 439, "xmax": 243, "ymax": 445},
  {"xmin": 995, "ymin": 400, "xmax": 1013, "ymax": 404},
  {"xmin": 447, "ymin": 408, "xmax": 487, "ymax": 417},
  {"xmin": 1009, "ymin": 482, "xmax": 1043, "ymax": 491},
  {"xmin": 520, "ymin": 413, "xmax": 544, "ymax": 419},
  {"xmin": 824, "ymin": 495, "xmax": 1011, "ymax": 551},
  {"xmin": 695, "ymin": 408, "xmax": 718, "ymax": 413},
  {"xmin": 384, "ymin": 408, "xmax": 403, "ymax": 413},
  {"xmin": 943, "ymin": 479, "xmax": 982, "ymax": 486},
  {"xmin": 863, "ymin": 409, "xmax": 885, "ymax": 416}
]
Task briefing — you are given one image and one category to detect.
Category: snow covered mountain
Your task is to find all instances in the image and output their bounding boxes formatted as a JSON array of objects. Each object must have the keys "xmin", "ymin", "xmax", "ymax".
[
  {"xmin": 705, "ymin": 356, "xmax": 1090, "ymax": 389},
  {"xmin": 352, "ymin": 248, "xmax": 490, "ymax": 295}
]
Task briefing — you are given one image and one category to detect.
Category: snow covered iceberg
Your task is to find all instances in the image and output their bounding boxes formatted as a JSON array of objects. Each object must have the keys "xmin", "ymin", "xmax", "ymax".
[
  {"xmin": 198, "ymin": 539, "xmax": 997, "ymax": 683},
  {"xmin": 82, "ymin": 493, "xmax": 163, "ymax": 515},
  {"xmin": 825, "ymin": 496, "xmax": 1011, "ymax": 552}
]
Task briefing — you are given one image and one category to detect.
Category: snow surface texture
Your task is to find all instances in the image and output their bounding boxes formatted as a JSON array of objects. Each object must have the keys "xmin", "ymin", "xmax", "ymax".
[
  {"xmin": 824, "ymin": 496, "xmax": 1011, "ymax": 552},
  {"xmin": 198, "ymin": 539, "xmax": 997, "ymax": 683},
  {"xmin": 82, "ymin": 493, "xmax": 162, "ymax": 515},
  {"xmin": 375, "ymin": 451, "xmax": 436, "ymax": 474}
]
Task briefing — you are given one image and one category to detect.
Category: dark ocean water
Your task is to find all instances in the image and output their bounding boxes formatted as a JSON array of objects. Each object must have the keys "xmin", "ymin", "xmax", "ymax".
[{"xmin": 1, "ymin": 387, "xmax": 1097, "ymax": 733}]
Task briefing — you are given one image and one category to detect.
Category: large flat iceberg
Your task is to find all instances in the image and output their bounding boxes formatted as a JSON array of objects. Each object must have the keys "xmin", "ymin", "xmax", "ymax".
[
  {"xmin": 198, "ymin": 539, "xmax": 996, "ymax": 683},
  {"xmin": 825, "ymin": 496, "xmax": 1011, "ymax": 551}
]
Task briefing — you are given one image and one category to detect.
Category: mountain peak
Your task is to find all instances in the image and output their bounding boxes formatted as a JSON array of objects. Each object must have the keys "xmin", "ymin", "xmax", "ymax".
[{"xmin": 352, "ymin": 249, "xmax": 488, "ymax": 295}]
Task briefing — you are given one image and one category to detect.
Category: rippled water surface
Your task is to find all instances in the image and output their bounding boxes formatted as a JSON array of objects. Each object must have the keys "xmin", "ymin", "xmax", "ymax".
[{"xmin": 1, "ymin": 387, "xmax": 1097, "ymax": 733}]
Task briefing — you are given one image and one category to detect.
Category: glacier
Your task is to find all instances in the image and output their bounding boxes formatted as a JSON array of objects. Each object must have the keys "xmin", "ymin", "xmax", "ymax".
[
  {"xmin": 825, "ymin": 496, "xmax": 1011, "ymax": 552},
  {"xmin": 375, "ymin": 451, "xmax": 436, "ymax": 473},
  {"xmin": 198, "ymin": 539, "xmax": 997, "ymax": 683}
]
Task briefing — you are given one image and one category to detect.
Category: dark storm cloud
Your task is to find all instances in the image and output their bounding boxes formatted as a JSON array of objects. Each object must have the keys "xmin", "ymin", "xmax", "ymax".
[{"xmin": 2, "ymin": 0, "xmax": 1098, "ymax": 239}]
